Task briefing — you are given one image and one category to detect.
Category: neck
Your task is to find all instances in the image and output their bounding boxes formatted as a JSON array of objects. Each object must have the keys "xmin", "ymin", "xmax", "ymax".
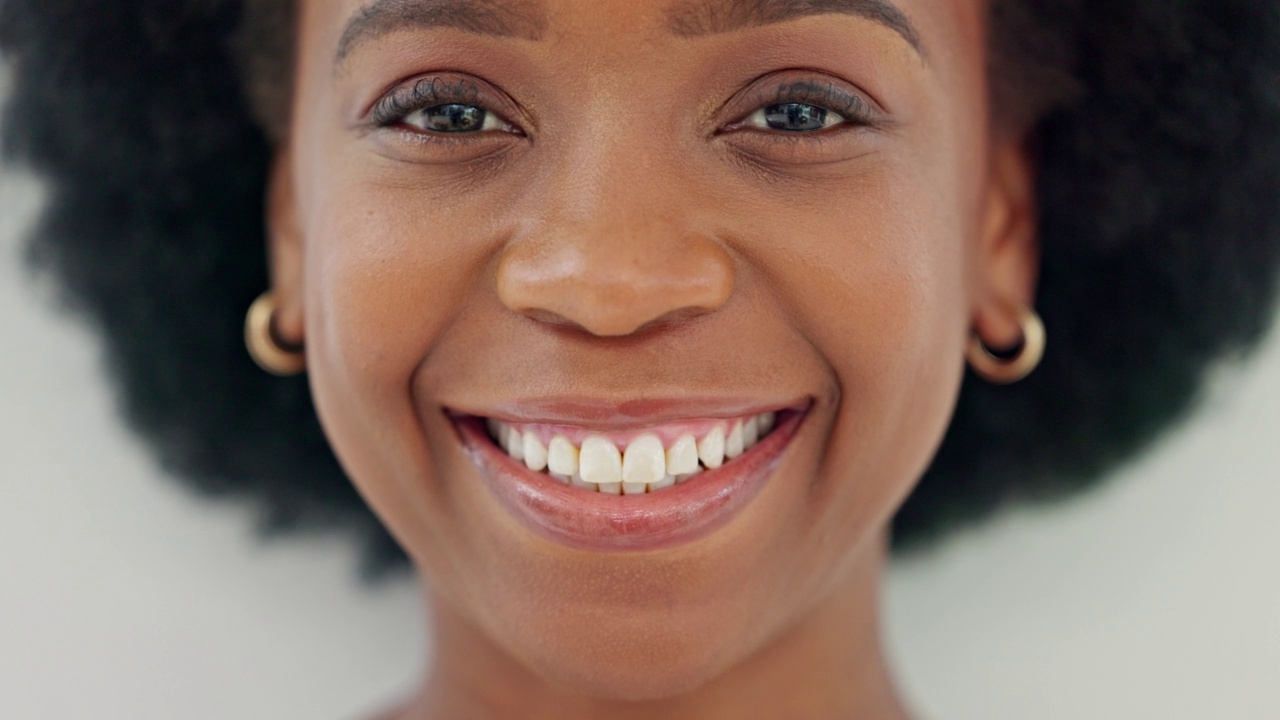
[{"xmin": 388, "ymin": 532, "xmax": 910, "ymax": 720}]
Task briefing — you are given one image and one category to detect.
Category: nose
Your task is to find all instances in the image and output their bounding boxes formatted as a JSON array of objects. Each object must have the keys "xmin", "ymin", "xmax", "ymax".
[{"xmin": 496, "ymin": 202, "xmax": 736, "ymax": 338}]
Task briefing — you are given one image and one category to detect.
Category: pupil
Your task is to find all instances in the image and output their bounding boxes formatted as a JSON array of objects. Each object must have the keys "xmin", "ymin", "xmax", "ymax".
[
  {"xmin": 764, "ymin": 103, "xmax": 828, "ymax": 132},
  {"xmin": 424, "ymin": 104, "xmax": 485, "ymax": 133}
]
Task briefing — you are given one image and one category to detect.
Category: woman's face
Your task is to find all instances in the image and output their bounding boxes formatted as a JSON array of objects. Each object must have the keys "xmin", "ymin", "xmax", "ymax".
[{"xmin": 272, "ymin": 0, "xmax": 1033, "ymax": 699}]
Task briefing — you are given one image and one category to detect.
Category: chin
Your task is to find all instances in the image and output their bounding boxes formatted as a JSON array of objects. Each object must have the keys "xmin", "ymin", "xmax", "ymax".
[{"xmin": 505, "ymin": 605, "xmax": 754, "ymax": 703}]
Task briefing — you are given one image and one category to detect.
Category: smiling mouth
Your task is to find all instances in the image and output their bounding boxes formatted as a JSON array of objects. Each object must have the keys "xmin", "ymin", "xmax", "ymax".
[
  {"xmin": 449, "ymin": 403, "xmax": 808, "ymax": 552},
  {"xmin": 482, "ymin": 411, "xmax": 779, "ymax": 495}
]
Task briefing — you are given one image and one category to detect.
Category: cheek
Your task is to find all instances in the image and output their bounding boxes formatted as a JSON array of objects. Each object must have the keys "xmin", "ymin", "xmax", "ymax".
[
  {"xmin": 753, "ymin": 158, "xmax": 973, "ymax": 556},
  {"xmin": 295, "ymin": 167, "xmax": 500, "ymax": 531},
  {"xmin": 307, "ymin": 187, "xmax": 476, "ymax": 380}
]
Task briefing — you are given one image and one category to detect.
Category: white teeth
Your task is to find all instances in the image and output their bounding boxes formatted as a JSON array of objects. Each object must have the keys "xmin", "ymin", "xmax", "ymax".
[
  {"xmin": 665, "ymin": 434, "xmax": 699, "ymax": 476},
  {"xmin": 547, "ymin": 435, "xmax": 579, "ymax": 476},
  {"xmin": 523, "ymin": 431, "xmax": 547, "ymax": 472},
  {"xmin": 743, "ymin": 416, "xmax": 759, "ymax": 448},
  {"xmin": 698, "ymin": 424, "xmax": 726, "ymax": 469},
  {"xmin": 489, "ymin": 411, "xmax": 784, "ymax": 494},
  {"xmin": 622, "ymin": 435, "xmax": 666, "ymax": 486},
  {"xmin": 579, "ymin": 436, "xmax": 622, "ymax": 486},
  {"xmin": 505, "ymin": 426, "xmax": 525, "ymax": 461},
  {"xmin": 725, "ymin": 420, "xmax": 745, "ymax": 459}
]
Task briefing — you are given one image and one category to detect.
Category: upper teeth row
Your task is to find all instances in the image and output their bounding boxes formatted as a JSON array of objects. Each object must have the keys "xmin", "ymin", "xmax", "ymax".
[{"xmin": 487, "ymin": 413, "xmax": 777, "ymax": 495}]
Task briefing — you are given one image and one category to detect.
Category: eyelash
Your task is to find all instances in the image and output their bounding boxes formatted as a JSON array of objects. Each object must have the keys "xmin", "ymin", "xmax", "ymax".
[
  {"xmin": 368, "ymin": 76, "xmax": 881, "ymax": 144},
  {"xmin": 370, "ymin": 77, "xmax": 513, "ymax": 145},
  {"xmin": 752, "ymin": 80, "xmax": 879, "ymax": 129}
]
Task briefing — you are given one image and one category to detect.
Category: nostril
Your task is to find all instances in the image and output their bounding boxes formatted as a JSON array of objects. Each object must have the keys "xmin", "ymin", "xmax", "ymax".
[
  {"xmin": 496, "ymin": 233, "xmax": 735, "ymax": 337},
  {"xmin": 502, "ymin": 280, "xmax": 724, "ymax": 337}
]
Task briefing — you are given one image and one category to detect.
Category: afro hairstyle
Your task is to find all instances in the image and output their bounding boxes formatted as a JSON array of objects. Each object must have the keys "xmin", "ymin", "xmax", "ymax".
[{"xmin": 2, "ymin": 0, "xmax": 1280, "ymax": 578}]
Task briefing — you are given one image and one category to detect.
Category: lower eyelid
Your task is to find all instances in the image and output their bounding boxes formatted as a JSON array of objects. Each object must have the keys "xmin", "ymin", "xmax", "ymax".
[
  {"xmin": 372, "ymin": 122, "xmax": 532, "ymax": 164},
  {"xmin": 740, "ymin": 126, "xmax": 854, "ymax": 143},
  {"xmin": 717, "ymin": 124, "xmax": 873, "ymax": 167},
  {"xmin": 393, "ymin": 126, "xmax": 516, "ymax": 144}
]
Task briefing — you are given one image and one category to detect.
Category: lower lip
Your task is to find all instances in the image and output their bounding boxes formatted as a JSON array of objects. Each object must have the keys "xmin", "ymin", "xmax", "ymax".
[{"xmin": 453, "ymin": 410, "xmax": 805, "ymax": 553}]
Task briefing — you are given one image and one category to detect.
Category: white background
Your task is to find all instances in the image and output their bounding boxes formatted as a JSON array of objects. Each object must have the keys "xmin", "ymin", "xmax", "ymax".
[{"xmin": 2, "ymin": 74, "xmax": 1278, "ymax": 719}]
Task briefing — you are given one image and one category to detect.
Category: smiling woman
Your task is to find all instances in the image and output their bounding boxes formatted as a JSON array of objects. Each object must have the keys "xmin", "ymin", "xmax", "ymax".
[{"xmin": 2, "ymin": 0, "xmax": 1280, "ymax": 718}]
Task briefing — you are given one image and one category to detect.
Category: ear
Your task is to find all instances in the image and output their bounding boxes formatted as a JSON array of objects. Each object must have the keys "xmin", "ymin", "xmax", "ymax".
[
  {"xmin": 972, "ymin": 137, "xmax": 1039, "ymax": 352},
  {"xmin": 265, "ymin": 146, "xmax": 306, "ymax": 347}
]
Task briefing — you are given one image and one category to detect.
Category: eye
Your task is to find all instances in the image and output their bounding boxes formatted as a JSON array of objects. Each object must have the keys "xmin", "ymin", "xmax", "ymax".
[
  {"xmin": 402, "ymin": 103, "xmax": 514, "ymax": 134},
  {"xmin": 369, "ymin": 75, "xmax": 523, "ymax": 140},
  {"xmin": 716, "ymin": 76, "xmax": 884, "ymax": 169},
  {"xmin": 743, "ymin": 102, "xmax": 846, "ymax": 133}
]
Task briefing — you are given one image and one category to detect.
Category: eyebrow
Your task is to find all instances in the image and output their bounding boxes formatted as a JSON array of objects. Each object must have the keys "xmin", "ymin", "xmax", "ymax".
[
  {"xmin": 666, "ymin": 0, "xmax": 923, "ymax": 55},
  {"xmin": 335, "ymin": 0, "xmax": 549, "ymax": 65},
  {"xmin": 335, "ymin": 0, "xmax": 923, "ymax": 68}
]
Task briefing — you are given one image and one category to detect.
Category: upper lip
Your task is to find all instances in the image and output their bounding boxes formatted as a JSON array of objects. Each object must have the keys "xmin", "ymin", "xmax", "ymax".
[{"xmin": 446, "ymin": 395, "xmax": 811, "ymax": 428}]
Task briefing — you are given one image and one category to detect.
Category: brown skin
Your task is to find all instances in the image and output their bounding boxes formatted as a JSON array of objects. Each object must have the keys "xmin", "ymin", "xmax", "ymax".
[{"xmin": 267, "ymin": 0, "xmax": 1037, "ymax": 717}]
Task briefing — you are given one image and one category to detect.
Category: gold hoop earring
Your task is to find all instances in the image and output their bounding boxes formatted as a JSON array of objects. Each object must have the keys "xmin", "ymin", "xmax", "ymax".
[
  {"xmin": 966, "ymin": 306, "xmax": 1046, "ymax": 385},
  {"xmin": 245, "ymin": 292, "xmax": 306, "ymax": 377}
]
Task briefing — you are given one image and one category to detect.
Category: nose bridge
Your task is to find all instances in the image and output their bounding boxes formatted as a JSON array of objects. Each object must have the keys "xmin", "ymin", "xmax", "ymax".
[
  {"xmin": 497, "ymin": 115, "xmax": 735, "ymax": 337},
  {"xmin": 570, "ymin": 146, "xmax": 685, "ymax": 264},
  {"xmin": 563, "ymin": 79, "xmax": 682, "ymax": 222}
]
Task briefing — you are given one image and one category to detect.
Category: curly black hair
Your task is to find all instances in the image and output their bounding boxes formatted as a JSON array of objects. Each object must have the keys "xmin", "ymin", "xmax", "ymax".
[{"xmin": 3, "ymin": 0, "xmax": 1279, "ymax": 579}]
